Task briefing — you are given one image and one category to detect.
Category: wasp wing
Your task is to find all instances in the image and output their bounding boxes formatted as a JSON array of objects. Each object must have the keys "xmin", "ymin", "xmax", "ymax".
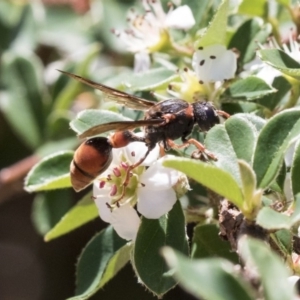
[
  {"xmin": 79, "ymin": 119, "xmax": 164, "ymax": 139},
  {"xmin": 58, "ymin": 70, "xmax": 155, "ymax": 110}
]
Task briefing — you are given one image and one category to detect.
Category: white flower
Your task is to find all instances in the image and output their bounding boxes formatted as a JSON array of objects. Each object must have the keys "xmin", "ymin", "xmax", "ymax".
[
  {"xmin": 113, "ymin": 0, "xmax": 195, "ymax": 71},
  {"xmin": 281, "ymin": 33, "xmax": 300, "ymax": 63},
  {"xmin": 93, "ymin": 139, "xmax": 183, "ymax": 241},
  {"xmin": 192, "ymin": 44, "xmax": 237, "ymax": 83}
]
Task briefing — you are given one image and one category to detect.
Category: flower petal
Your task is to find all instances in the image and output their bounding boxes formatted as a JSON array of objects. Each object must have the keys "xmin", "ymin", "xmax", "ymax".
[
  {"xmin": 165, "ymin": 5, "xmax": 195, "ymax": 30},
  {"xmin": 192, "ymin": 44, "xmax": 237, "ymax": 83},
  {"xmin": 110, "ymin": 203, "xmax": 140, "ymax": 240},
  {"xmin": 139, "ymin": 156, "xmax": 179, "ymax": 189},
  {"xmin": 93, "ymin": 179, "xmax": 110, "ymax": 197},
  {"xmin": 94, "ymin": 196, "xmax": 112, "ymax": 223},
  {"xmin": 137, "ymin": 187, "xmax": 177, "ymax": 218},
  {"xmin": 124, "ymin": 134, "xmax": 159, "ymax": 166}
]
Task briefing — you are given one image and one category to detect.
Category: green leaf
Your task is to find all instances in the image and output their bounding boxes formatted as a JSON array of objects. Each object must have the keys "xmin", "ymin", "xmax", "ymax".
[
  {"xmin": 229, "ymin": 19, "xmax": 271, "ymax": 65},
  {"xmin": 256, "ymin": 207, "xmax": 292, "ymax": 230},
  {"xmin": 162, "ymin": 248, "xmax": 254, "ymax": 300},
  {"xmin": 205, "ymin": 125, "xmax": 240, "ymax": 183},
  {"xmin": 205, "ymin": 114, "xmax": 261, "ymax": 181},
  {"xmin": 255, "ymin": 76, "xmax": 291, "ymax": 111},
  {"xmin": 256, "ymin": 76, "xmax": 291, "ymax": 111},
  {"xmin": 32, "ymin": 190, "xmax": 73, "ymax": 236},
  {"xmin": 195, "ymin": 0, "xmax": 229, "ymax": 48},
  {"xmin": 25, "ymin": 151, "xmax": 73, "ymax": 192},
  {"xmin": 238, "ymin": 160, "xmax": 257, "ymax": 203},
  {"xmin": 163, "ymin": 157, "xmax": 244, "ymax": 209},
  {"xmin": 239, "ymin": 237, "xmax": 295, "ymax": 300},
  {"xmin": 191, "ymin": 224, "xmax": 238, "ymax": 263},
  {"xmin": 36, "ymin": 137, "xmax": 78, "ymax": 158},
  {"xmin": 133, "ymin": 200, "xmax": 188, "ymax": 296},
  {"xmin": 45, "ymin": 191, "xmax": 98, "ymax": 241},
  {"xmin": 253, "ymin": 108, "xmax": 300, "ymax": 188},
  {"xmin": 291, "ymin": 141, "xmax": 300, "ymax": 198},
  {"xmin": 223, "ymin": 114, "xmax": 262, "ymax": 164},
  {"xmin": 238, "ymin": 0, "xmax": 267, "ymax": 16},
  {"xmin": 70, "ymin": 109, "xmax": 132, "ymax": 134},
  {"xmin": 258, "ymin": 49, "xmax": 300, "ymax": 80},
  {"xmin": 257, "ymin": 195, "xmax": 300, "ymax": 230},
  {"xmin": 222, "ymin": 77, "xmax": 276, "ymax": 101},
  {"xmin": 68, "ymin": 226, "xmax": 129, "ymax": 300},
  {"xmin": 127, "ymin": 68, "xmax": 177, "ymax": 91},
  {"xmin": 273, "ymin": 229, "xmax": 293, "ymax": 255},
  {"xmin": 0, "ymin": 52, "xmax": 46, "ymax": 148}
]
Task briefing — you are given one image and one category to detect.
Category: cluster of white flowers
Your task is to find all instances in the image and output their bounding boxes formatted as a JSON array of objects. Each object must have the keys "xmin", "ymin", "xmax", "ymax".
[
  {"xmin": 92, "ymin": 137, "xmax": 186, "ymax": 241},
  {"xmin": 113, "ymin": 0, "xmax": 195, "ymax": 72}
]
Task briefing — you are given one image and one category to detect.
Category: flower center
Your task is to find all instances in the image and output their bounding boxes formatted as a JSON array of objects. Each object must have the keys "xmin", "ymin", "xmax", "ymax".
[{"xmin": 98, "ymin": 160, "xmax": 142, "ymax": 208}]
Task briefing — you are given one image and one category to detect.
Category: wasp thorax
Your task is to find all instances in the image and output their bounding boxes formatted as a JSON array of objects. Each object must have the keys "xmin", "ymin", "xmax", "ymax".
[
  {"xmin": 192, "ymin": 102, "xmax": 220, "ymax": 132},
  {"xmin": 70, "ymin": 137, "xmax": 113, "ymax": 192}
]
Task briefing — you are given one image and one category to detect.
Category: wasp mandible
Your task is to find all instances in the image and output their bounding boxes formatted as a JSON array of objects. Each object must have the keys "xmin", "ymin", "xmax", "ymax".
[{"xmin": 59, "ymin": 70, "xmax": 229, "ymax": 194}]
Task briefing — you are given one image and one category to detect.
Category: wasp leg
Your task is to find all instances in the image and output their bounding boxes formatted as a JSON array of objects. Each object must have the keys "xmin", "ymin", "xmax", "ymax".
[
  {"xmin": 161, "ymin": 113, "xmax": 177, "ymax": 124},
  {"xmin": 116, "ymin": 147, "xmax": 152, "ymax": 202},
  {"xmin": 166, "ymin": 138, "xmax": 217, "ymax": 161},
  {"xmin": 216, "ymin": 110, "xmax": 230, "ymax": 119},
  {"xmin": 108, "ymin": 130, "xmax": 153, "ymax": 202}
]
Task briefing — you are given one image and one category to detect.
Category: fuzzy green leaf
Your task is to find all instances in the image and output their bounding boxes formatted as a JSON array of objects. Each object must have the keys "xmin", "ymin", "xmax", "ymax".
[
  {"xmin": 127, "ymin": 68, "xmax": 177, "ymax": 91},
  {"xmin": 257, "ymin": 76, "xmax": 291, "ymax": 110},
  {"xmin": 253, "ymin": 108, "xmax": 300, "ymax": 188},
  {"xmin": 133, "ymin": 200, "xmax": 188, "ymax": 297},
  {"xmin": 224, "ymin": 114, "xmax": 262, "ymax": 164},
  {"xmin": 238, "ymin": 160, "xmax": 257, "ymax": 203},
  {"xmin": 25, "ymin": 151, "xmax": 73, "ymax": 192},
  {"xmin": 195, "ymin": 0, "xmax": 229, "ymax": 48},
  {"xmin": 223, "ymin": 77, "xmax": 276, "ymax": 101},
  {"xmin": 162, "ymin": 248, "xmax": 254, "ymax": 300},
  {"xmin": 70, "ymin": 109, "xmax": 132, "ymax": 134},
  {"xmin": 258, "ymin": 49, "xmax": 300, "ymax": 80},
  {"xmin": 45, "ymin": 192, "xmax": 98, "ymax": 241},
  {"xmin": 204, "ymin": 114, "xmax": 261, "ymax": 185},
  {"xmin": 163, "ymin": 157, "xmax": 243, "ymax": 209},
  {"xmin": 68, "ymin": 226, "xmax": 129, "ymax": 300},
  {"xmin": 257, "ymin": 195, "xmax": 300, "ymax": 230},
  {"xmin": 256, "ymin": 207, "xmax": 292, "ymax": 230}
]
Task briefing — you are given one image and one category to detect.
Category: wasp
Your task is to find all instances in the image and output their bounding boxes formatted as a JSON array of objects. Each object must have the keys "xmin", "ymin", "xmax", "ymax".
[{"xmin": 59, "ymin": 70, "xmax": 230, "ymax": 193}]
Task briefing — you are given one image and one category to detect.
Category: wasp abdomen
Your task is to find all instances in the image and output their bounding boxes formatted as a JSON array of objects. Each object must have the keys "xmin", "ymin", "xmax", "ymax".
[{"xmin": 70, "ymin": 137, "xmax": 113, "ymax": 192}]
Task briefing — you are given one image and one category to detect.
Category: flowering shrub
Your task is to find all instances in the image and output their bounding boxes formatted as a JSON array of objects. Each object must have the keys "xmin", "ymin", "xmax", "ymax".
[{"xmin": 3, "ymin": 0, "xmax": 300, "ymax": 298}]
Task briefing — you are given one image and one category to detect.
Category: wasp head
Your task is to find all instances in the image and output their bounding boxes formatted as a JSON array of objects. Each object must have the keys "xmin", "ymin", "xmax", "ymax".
[{"xmin": 192, "ymin": 102, "xmax": 220, "ymax": 132}]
